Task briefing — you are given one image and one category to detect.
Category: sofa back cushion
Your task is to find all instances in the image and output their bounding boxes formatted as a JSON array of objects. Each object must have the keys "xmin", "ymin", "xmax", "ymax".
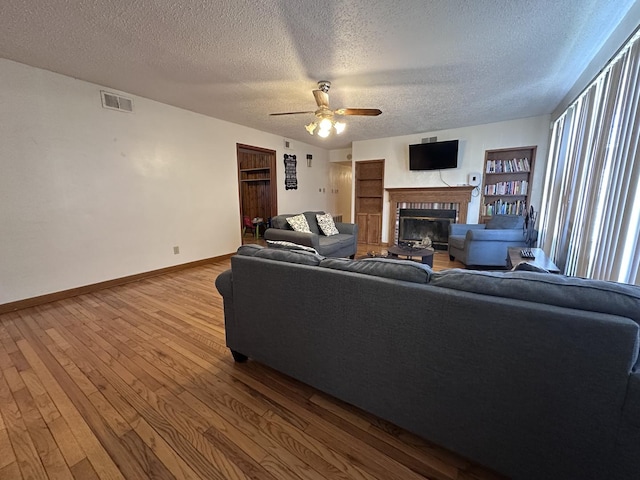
[
  {"xmin": 236, "ymin": 244, "xmax": 263, "ymax": 256},
  {"xmin": 431, "ymin": 269, "xmax": 640, "ymax": 367},
  {"xmin": 255, "ymin": 248, "xmax": 323, "ymax": 265},
  {"xmin": 486, "ymin": 214, "xmax": 524, "ymax": 229},
  {"xmin": 270, "ymin": 212, "xmax": 325, "ymax": 235},
  {"xmin": 302, "ymin": 211, "xmax": 324, "ymax": 235},
  {"xmin": 270, "ymin": 214, "xmax": 296, "ymax": 230},
  {"xmin": 236, "ymin": 244, "xmax": 323, "ymax": 265},
  {"xmin": 430, "ymin": 269, "xmax": 640, "ymax": 326},
  {"xmin": 320, "ymin": 257, "xmax": 432, "ymax": 283}
]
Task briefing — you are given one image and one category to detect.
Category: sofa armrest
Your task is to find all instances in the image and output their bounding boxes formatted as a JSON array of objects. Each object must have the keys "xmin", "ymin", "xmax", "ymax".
[
  {"xmin": 466, "ymin": 228, "xmax": 525, "ymax": 242},
  {"xmin": 215, "ymin": 269, "xmax": 233, "ymax": 299},
  {"xmin": 623, "ymin": 372, "xmax": 640, "ymax": 427},
  {"xmin": 215, "ymin": 269, "xmax": 237, "ymax": 346},
  {"xmin": 450, "ymin": 223, "xmax": 486, "ymax": 236},
  {"xmin": 335, "ymin": 222, "xmax": 358, "ymax": 236},
  {"xmin": 613, "ymin": 372, "xmax": 640, "ymax": 478},
  {"xmin": 263, "ymin": 228, "xmax": 320, "ymax": 248}
]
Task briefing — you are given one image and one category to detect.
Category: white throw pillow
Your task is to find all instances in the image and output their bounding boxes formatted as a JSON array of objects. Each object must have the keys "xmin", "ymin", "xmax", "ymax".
[
  {"xmin": 316, "ymin": 213, "xmax": 339, "ymax": 236},
  {"xmin": 286, "ymin": 214, "xmax": 311, "ymax": 233}
]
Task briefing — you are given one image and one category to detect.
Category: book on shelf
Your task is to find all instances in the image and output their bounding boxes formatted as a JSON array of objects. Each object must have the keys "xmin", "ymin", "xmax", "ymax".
[
  {"xmin": 483, "ymin": 180, "xmax": 528, "ymax": 195},
  {"xmin": 482, "ymin": 199, "xmax": 527, "ymax": 216},
  {"xmin": 485, "ymin": 157, "xmax": 531, "ymax": 173}
]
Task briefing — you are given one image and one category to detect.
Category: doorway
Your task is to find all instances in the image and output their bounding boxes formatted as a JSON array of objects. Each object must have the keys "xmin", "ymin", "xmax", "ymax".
[
  {"xmin": 329, "ymin": 161, "xmax": 353, "ymax": 222},
  {"xmin": 237, "ymin": 144, "xmax": 277, "ymax": 238}
]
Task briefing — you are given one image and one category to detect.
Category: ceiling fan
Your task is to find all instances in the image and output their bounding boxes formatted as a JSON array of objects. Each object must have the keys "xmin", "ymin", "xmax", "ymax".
[{"xmin": 270, "ymin": 81, "xmax": 382, "ymax": 137}]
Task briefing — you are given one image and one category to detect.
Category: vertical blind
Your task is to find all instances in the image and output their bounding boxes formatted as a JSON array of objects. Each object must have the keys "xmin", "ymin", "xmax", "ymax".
[{"xmin": 539, "ymin": 30, "xmax": 640, "ymax": 285}]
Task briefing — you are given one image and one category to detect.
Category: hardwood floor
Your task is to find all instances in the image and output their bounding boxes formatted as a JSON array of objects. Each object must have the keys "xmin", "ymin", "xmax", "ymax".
[{"xmin": 0, "ymin": 253, "xmax": 504, "ymax": 480}]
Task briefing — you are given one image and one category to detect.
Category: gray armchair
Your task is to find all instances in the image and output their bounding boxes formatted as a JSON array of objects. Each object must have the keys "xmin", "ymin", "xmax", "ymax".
[
  {"xmin": 264, "ymin": 211, "xmax": 358, "ymax": 258},
  {"xmin": 448, "ymin": 215, "xmax": 532, "ymax": 267}
]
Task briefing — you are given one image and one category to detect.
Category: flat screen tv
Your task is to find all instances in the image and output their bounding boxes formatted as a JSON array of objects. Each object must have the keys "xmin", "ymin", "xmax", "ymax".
[{"xmin": 409, "ymin": 140, "xmax": 458, "ymax": 170}]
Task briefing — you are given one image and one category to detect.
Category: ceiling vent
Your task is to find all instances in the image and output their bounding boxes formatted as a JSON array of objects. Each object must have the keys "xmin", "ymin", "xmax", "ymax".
[{"xmin": 100, "ymin": 90, "xmax": 133, "ymax": 112}]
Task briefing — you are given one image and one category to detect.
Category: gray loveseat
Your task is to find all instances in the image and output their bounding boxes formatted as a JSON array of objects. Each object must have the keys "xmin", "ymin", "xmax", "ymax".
[
  {"xmin": 215, "ymin": 245, "xmax": 640, "ymax": 480},
  {"xmin": 448, "ymin": 214, "xmax": 533, "ymax": 267},
  {"xmin": 263, "ymin": 211, "xmax": 358, "ymax": 257}
]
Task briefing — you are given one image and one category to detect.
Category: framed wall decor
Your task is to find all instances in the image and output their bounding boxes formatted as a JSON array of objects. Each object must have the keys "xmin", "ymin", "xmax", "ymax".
[{"xmin": 284, "ymin": 154, "xmax": 297, "ymax": 190}]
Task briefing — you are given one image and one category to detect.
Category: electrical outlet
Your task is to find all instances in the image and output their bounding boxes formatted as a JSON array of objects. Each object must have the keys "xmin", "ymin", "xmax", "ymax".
[{"xmin": 173, "ymin": 246, "xmax": 180, "ymax": 254}]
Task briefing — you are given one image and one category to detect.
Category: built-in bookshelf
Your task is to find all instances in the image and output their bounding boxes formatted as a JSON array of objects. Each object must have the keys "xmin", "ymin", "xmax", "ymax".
[
  {"xmin": 355, "ymin": 160, "xmax": 384, "ymax": 245},
  {"xmin": 479, "ymin": 146, "xmax": 536, "ymax": 223}
]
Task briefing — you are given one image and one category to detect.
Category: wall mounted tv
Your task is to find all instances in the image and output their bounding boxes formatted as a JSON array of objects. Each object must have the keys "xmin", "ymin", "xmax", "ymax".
[{"xmin": 409, "ymin": 139, "xmax": 459, "ymax": 170}]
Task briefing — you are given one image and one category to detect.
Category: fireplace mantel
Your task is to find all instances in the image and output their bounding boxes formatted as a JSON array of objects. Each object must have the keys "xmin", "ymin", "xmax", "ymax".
[{"xmin": 385, "ymin": 186, "xmax": 475, "ymax": 244}]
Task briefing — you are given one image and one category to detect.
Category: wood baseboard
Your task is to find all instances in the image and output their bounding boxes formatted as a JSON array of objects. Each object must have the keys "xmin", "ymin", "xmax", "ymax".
[{"xmin": 0, "ymin": 253, "xmax": 235, "ymax": 315}]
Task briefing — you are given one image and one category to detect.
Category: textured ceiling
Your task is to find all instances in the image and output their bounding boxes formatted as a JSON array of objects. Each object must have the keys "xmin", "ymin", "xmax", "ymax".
[{"xmin": 0, "ymin": 0, "xmax": 637, "ymax": 149}]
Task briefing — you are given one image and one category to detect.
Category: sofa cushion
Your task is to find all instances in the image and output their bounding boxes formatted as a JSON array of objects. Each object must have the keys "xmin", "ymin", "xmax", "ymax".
[
  {"xmin": 315, "ymin": 234, "xmax": 357, "ymax": 256},
  {"xmin": 254, "ymin": 247, "xmax": 324, "ymax": 265},
  {"xmin": 302, "ymin": 211, "xmax": 323, "ymax": 235},
  {"xmin": 316, "ymin": 213, "xmax": 339, "ymax": 236},
  {"xmin": 486, "ymin": 214, "xmax": 524, "ymax": 229},
  {"xmin": 430, "ymin": 269, "xmax": 640, "ymax": 332},
  {"xmin": 236, "ymin": 244, "xmax": 264, "ymax": 256},
  {"xmin": 286, "ymin": 214, "xmax": 312, "ymax": 233},
  {"xmin": 320, "ymin": 257, "xmax": 432, "ymax": 283},
  {"xmin": 270, "ymin": 214, "xmax": 296, "ymax": 230}
]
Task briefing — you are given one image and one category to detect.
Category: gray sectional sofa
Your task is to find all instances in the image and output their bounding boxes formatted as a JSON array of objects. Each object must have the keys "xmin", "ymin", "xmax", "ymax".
[
  {"xmin": 215, "ymin": 245, "xmax": 640, "ymax": 480},
  {"xmin": 264, "ymin": 211, "xmax": 358, "ymax": 257}
]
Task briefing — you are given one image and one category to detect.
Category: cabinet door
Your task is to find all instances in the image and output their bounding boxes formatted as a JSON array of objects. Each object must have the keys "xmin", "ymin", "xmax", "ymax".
[
  {"xmin": 356, "ymin": 213, "xmax": 382, "ymax": 244},
  {"xmin": 356, "ymin": 213, "xmax": 369, "ymax": 244},
  {"xmin": 367, "ymin": 213, "xmax": 382, "ymax": 245}
]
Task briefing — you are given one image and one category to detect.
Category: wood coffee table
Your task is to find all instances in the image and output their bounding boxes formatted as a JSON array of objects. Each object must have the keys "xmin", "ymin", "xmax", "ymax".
[
  {"xmin": 507, "ymin": 247, "xmax": 560, "ymax": 273},
  {"xmin": 387, "ymin": 245, "xmax": 435, "ymax": 267}
]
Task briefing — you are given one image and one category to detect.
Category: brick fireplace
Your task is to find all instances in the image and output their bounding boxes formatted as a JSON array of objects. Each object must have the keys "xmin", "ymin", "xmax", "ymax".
[
  {"xmin": 385, "ymin": 186, "xmax": 475, "ymax": 245},
  {"xmin": 398, "ymin": 208, "xmax": 458, "ymax": 249}
]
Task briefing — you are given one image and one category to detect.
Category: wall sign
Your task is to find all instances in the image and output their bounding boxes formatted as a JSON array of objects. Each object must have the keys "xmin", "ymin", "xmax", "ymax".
[{"xmin": 284, "ymin": 154, "xmax": 297, "ymax": 190}]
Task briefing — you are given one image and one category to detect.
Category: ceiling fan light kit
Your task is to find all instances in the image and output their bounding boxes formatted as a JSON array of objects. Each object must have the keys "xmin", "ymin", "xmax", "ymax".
[
  {"xmin": 271, "ymin": 81, "xmax": 381, "ymax": 138},
  {"xmin": 306, "ymin": 117, "xmax": 346, "ymax": 137}
]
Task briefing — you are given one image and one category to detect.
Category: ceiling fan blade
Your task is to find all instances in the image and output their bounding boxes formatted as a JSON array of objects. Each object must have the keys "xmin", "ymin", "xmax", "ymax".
[
  {"xmin": 269, "ymin": 111, "xmax": 315, "ymax": 116},
  {"xmin": 313, "ymin": 89, "xmax": 330, "ymax": 108},
  {"xmin": 335, "ymin": 108, "xmax": 382, "ymax": 116}
]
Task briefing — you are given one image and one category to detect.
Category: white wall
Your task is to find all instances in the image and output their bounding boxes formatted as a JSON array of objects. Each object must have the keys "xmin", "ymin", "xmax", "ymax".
[
  {"xmin": 352, "ymin": 115, "xmax": 551, "ymax": 243},
  {"xmin": 0, "ymin": 59, "xmax": 330, "ymax": 304},
  {"xmin": 277, "ymin": 140, "xmax": 332, "ymax": 214},
  {"xmin": 329, "ymin": 148, "xmax": 352, "ymax": 163},
  {"xmin": 0, "ymin": 59, "xmax": 553, "ymax": 304}
]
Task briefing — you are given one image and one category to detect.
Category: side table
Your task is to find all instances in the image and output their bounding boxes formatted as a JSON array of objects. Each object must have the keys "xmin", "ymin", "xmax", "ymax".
[{"xmin": 506, "ymin": 247, "xmax": 560, "ymax": 273}]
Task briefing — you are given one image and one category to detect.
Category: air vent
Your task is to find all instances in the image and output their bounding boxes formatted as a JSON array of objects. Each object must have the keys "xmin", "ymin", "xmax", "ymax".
[{"xmin": 100, "ymin": 91, "xmax": 133, "ymax": 112}]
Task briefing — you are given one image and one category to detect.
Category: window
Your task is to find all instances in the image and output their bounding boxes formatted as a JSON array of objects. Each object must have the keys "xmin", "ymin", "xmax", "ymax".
[{"xmin": 539, "ymin": 29, "xmax": 640, "ymax": 285}]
